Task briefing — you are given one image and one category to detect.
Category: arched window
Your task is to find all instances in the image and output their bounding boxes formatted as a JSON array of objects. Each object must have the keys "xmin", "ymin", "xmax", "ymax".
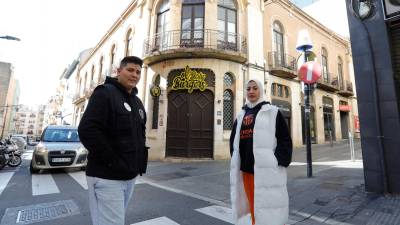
[
  {"xmin": 98, "ymin": 56, "xmax": 104, "ymax": 83},
  {"xmin": 181, "ymin": 0, "xmax": 205, "ymax": 46},
  {"xmin": 156, "ymin": 0, "xmax": 169, "ymax": 49},
  {"xmin": 152, "ymin": 75, "xmax": 161, "ymax": 129},
  {"xmin": 90, "ymin": 65, "xmax": 95, "ymax": 87},
  {"xmin": 217, "ymin": 0, "xmax": 237, "ymax": 50},
  {"xmin": 321, "ymin": 48, "xmax": 329, "ymax": 82},
  {"xmin": 273, "ymin": 21, "xmax": 285, "ymax": 66},
  {"xmin": 83, "ymin": 72, "xmax": 88, "ymax": 93},
  {"xmin": 338, "ymin": 56, "xmax": 344, "ymax": 89},
  {"xmin": 223, "ymin": 73, "xmax": 235, "ymax": 130},
  {"xmin": 110, "ymin": 44, "xmax": 116, "ymax": 72},
  {"xmin": 125, "ymin": 29, "xmax": 133, "ymax": 56}
]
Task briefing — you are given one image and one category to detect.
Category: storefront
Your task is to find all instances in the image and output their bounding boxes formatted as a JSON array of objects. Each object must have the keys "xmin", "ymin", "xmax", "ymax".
[
  {"xmin": 322, "ymin": 96, "xmax": 335, "ymax": 142},
  {"xmin": 165, "ymin": 66, "xmax": 216, "ymax": 158},
  {"xmin": 339, "ymin": 100, "xmax": 351, "ymax": 139}
]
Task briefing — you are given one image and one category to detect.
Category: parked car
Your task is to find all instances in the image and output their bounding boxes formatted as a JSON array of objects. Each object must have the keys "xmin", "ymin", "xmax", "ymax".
[{"xmin": 30, "ymin": 125, "xmax": 87, "ymax": 173}]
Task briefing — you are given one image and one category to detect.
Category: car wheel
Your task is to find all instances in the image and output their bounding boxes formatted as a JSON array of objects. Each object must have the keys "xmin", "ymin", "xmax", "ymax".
[{"xmin": 29, "ymin": 161, "xmax": 39, "ymax": 174}]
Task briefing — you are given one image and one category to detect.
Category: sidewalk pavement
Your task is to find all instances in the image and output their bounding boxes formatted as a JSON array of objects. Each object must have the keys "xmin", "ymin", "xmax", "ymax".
[{"xmin": 144, "ymin": 140, "xmax": 400, "ymax": 225}]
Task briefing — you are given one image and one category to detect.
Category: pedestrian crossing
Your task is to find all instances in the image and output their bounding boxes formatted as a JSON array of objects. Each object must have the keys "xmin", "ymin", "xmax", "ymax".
[
  {"xmin": 0, "ymin": 169, "xmax": 150, "ymax": 197},
  {"xmin": 129, "ymin": 206, "xmax": 235, "ymax": 225}
]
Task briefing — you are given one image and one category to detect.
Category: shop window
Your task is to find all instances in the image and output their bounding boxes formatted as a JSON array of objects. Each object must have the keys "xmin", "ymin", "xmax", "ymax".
[{"xmin": 223, "ymin": 73, "xmax": 235, "ymax": 130}]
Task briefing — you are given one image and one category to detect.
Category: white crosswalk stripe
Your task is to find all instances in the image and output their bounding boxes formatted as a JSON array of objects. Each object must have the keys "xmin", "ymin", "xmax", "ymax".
[
  {"xmin": 31, "ymin": 174, "xmax": 60, "ymax": 196},
  {"xmin": 68, "ymin": 171, "xmax": 88, "ymax": 189},
  {"xmin": 0, "ymin": 172, "xmax": 14, "ymax": 196},
  {"xmin": 130, "ymin": 216, "xmax": 180, "ymax": 225},
  {"xmin": 22, "ymin": 150, "xmax": 33, "ymax": 160},
  {"xmin": 195, "ymin": 205, "xmax": 233, "ymax": 224}
]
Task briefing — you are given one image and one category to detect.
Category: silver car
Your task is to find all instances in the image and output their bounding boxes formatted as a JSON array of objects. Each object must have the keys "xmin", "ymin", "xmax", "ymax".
[{"xmin": 30, "ymin": 125, "xmax": 87, "ymax": 173}]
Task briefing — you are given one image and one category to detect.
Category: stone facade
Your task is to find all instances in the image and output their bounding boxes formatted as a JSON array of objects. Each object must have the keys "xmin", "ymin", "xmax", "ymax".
[{"xmin": 73, "ymin": 0, "xmax": 358, "ymax": 160}]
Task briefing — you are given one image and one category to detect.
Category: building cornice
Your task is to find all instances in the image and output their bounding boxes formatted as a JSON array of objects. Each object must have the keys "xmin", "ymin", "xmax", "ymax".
[
  {"xmin": 78, "ymin": 0, "xmax": 139, "ymax": 70},
  {"xmin": 268, "ymin": 0, "xmax": 349, "ymax": 47}
]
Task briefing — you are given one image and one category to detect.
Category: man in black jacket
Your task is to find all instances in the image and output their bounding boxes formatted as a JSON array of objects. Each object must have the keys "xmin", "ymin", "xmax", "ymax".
[{"xmin": 78, "ymin": 56, "xmax": 147, "ymax": 225}]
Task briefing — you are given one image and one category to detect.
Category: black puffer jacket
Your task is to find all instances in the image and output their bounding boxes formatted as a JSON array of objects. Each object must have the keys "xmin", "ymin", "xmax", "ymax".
[{"xmin": 78, "ymin": 77, "xmax": 148, "ymax": 180}]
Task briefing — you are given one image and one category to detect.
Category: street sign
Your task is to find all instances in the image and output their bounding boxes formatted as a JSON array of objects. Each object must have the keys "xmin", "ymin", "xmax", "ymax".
[{"xmin": 298, "ymin": 61, "xmax": 321, "ymax": 84}]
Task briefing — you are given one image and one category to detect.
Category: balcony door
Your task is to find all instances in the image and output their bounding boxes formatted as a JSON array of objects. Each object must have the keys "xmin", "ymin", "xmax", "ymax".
[
  {"xmin": 217, "ymin": 0, "xmax": 237, "ymax": 50},
  {"xmin": 181, "ymin": 0, "xmax": 204, "ymax": 47},
  {"xmin": 156, "ymin": 0, "xmax": 169, "ymax": 50},
  {"xmin": 273, "ymin": 22, "xmax": 285, "ymax": 67}
]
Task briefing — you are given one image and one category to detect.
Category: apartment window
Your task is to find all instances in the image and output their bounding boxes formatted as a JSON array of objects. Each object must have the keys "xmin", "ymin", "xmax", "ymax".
[
  {"xmin": 223, "ymin": 73, "xmax": 235, "ymax": 130},
  {"xmin": 217, "ymin": 0, "xmax": 237, "ymax": 50},
  {"xmin": 156, "ymin": 0, "xmax": 169, "ymax": 49},
  {"xmin": 338, "ymin": 57, "xmax": 344, "ymax": 89},
  {"xmin": 181, "ymin": 0, "xmax": 205, "ymax": 47},
  {"xmin": 83, "ymin": 72, "xmax": 88, "ymax": 92},
  {"xmin": 125, "ymin": 28, "xmax": 133, "ymax": 56},
  {"xmin": 273, "ymin": 21, "xmax": 285, "ymax": 66},
  {"xmin": 91, "ymin": 65, "xmax": 95, "ymax": 87},
  {"xmin": 110, "ymin": 44, "xmax": 116, "ymax": 72},
  {"xmin": 271, "ymin": 83, "xmax": 290, "ymax": 99},
  {"xmin": 322, "ymin": 47, "xmax": 329, "ymax": 82},
  {"xmin": 98, "ymin": 56, "xmax": 104, "ymax": 83}
]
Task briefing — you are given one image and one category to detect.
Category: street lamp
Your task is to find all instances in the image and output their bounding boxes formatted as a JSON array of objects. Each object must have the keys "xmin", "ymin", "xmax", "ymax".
[
  {"xmin": 296, "ymin": 29, "xmax": 314, "ymax": 178},
  {"xmin": 0, "ymin": 35, "xmax": 21, "ymax": 41}
]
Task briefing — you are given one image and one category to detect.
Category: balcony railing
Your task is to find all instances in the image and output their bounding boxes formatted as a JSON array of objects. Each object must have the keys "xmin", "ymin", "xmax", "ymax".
[
  {"xmin": 317, "ymin": 73, "xmax": 339, "ymax": 92},
  {"xmin": 337, "ymin": 80, "xmax": 354, "ymax": 96},
  {"xmin": 143, "ymin": 29, "xmax": 247, "ymax": 64},
  {"xmin": 267, "ymin": 52, "xmax": 297, "ymax": 79}
]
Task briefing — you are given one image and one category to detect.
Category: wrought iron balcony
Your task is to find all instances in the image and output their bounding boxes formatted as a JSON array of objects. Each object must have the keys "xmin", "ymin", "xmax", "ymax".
[
  {"xmin": 317, "ymin": 73, "xmax": 339, "ymax": 92},
  {"xmin": 267, "ymin": 52, "xmax": 297, "ymax": 79},
  {"xmin": 337, "ymin": 80, "xmax": 354, "ymax": 96},
  {"xmin": 143, "ymin": 29, "xmax": 247, "ymax": 65}
]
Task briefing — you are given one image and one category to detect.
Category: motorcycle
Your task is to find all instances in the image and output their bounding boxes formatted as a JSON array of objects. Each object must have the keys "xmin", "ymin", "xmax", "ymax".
[{"xmin": 0, "ymin": 140, "xmax": 22, "ymax": 169}]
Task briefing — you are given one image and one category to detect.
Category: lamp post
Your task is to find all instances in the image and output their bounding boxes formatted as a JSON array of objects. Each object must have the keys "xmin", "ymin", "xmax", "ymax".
[
  {"xmin": 296, "ymin": 29, "xmax": 314, "ymax": 178},
  {"xmin": 0, "ymin": 35, "xmax": 21, "ymax": 41}
]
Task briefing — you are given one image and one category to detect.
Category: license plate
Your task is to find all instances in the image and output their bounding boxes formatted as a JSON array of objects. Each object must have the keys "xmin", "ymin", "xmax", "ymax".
[{"xmin": 52, "ymin": 158, "xmax": 71, "ymax": 162}]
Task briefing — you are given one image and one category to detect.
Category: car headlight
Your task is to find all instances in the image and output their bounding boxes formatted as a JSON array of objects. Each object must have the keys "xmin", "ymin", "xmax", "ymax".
[
  {"xmin": 35, "ymin": 146, "xmax": 47, "ymax": 154},
  {"xmin": 78, "ymin": 147, "xmax": 88, "ymax": 154}
]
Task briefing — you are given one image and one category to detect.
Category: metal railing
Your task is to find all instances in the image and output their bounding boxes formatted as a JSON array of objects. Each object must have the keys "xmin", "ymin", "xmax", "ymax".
[
  {"xmin": 319, "ymin": 74, "xmax": 339, "ymax": 89},
  {"xmin": 143, "ymin": 29, "xmax": 247, "ymax": 56},
  {"xmin": 268, "ymin": 52, "xmax": 297, "ymax": 72},
  {"xmin": 338, "ymin": 80, "xmax": 354, "ymax": 93}
]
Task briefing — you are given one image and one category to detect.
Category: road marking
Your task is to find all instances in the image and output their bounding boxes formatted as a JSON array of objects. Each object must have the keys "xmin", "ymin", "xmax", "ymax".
[
  {"xmin": 32, "ymin": 174, "xmax": 60, "ymax": 196},
  {"xmin": 130, "ymin": 216, "xmax": 180, "ymax": 225},
  {"xmin": 0, "ymin": 172, "xmax": 14, "ymax": 195},
  {"xmin": 195, "ymin": 205, "xmax": 233, "ymax": 224},
  {"xmin": 22, "ymin": 151, "xmax": 33, "ymax": 160},
  {"xmin": 68, "ymin": 171, "xmax": 88, "ymax": 190}
]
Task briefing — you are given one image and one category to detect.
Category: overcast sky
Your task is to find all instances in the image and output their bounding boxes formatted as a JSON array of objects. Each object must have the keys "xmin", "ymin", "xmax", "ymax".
[{"xmin": 0, "ymin": 0, "xmax": 132, "ymax": 106}]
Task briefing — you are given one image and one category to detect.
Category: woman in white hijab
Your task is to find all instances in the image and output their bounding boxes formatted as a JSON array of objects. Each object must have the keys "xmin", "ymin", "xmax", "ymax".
[{"xmin": 229, "ymin": 79, "xmax": 292, "ymax": 225}]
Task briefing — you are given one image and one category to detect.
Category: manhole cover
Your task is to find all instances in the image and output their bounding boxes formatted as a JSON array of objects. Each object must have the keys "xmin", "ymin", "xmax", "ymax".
[{"xmin": 0, "ymin": 200, "xmax": 79, "ymax": 225}]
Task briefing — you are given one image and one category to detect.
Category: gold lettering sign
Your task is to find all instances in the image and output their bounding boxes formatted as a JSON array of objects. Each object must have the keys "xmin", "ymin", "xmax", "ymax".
[{"xmin": 171, "ymin": 66, "xmax": 208, "ymax": 93}]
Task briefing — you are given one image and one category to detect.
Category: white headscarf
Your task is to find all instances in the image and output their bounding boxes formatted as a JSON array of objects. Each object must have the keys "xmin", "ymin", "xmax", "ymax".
[{"xmin": 245, "ymin": 78, "xmax": 266, "ymax": 108}]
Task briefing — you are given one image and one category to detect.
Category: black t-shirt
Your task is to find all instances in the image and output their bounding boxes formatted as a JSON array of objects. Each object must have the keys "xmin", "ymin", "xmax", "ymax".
[{"xmin": 239, "ymin": 102, "xmax": 266, "ymax": 173}]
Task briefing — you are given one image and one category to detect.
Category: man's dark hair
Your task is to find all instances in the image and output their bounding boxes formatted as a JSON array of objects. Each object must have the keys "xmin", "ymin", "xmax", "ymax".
[{"xmin": 120, "ymin": 56, "xmax": 143, "ymax": 68}]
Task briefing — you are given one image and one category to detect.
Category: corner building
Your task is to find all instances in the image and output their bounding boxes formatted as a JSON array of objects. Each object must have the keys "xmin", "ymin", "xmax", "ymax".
[{"xmin": 74, "ymin": 0, "xmax": 358, "ymax": 160}]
